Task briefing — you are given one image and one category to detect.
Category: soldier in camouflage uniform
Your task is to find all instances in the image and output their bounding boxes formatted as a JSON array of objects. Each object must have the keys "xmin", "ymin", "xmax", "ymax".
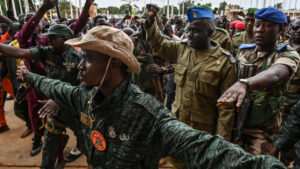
[
  {"xmin": 271, "ymin": 100, "xmax": 300, "ymax": 169},
  {"xmin": 16, "ymin": 23, "xmax": 286, "ymax": 169},
  {"xmin": 276, "ymin": 17, "xmax": 300, "ymax": 169},
  {"xmin": 0, "ymin": 24, "xmax": 85, "ymax": 169},
  {"xmin": 231, "ymin": 8, "xmax": 258, "ymax": 56},
  {"xmin": 217, "ymin": 7, "xmax": 300, "ymax": 156}
]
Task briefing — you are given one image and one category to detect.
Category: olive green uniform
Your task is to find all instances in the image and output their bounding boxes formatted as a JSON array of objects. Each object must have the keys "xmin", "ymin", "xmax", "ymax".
[
  {"xmin": 23, "ymin": 72, "xmax": 286, "ymax": 169},
  {"xmin": 211, "ymin": 27, "xmax": 232, "ymax": 51},
  {"xmin": 236, "ymin": 43, "xmax": 300, "ymax": 155},
  {"xmin": 29, "ymin": 46, "xmax": 84, "ymax": 168},
  {"xmin": 231, "ymin": 31, "xmax": 254, "ymax": 56},
  {"xmin": 145, "ymin": 21, "xmax": 236, "ymax": 141}
]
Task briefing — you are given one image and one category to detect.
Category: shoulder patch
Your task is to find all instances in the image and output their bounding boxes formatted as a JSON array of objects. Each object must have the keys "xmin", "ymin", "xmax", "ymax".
[
  {"xmin": 275, "ymin": 43, "xmax": 289, "ymax": 52},
  {"xmin": 239, "ymin": 43, "xmax": 256, "ymax": 50},
  {"xmin": 180, "ymin": 39, "xmax": 189, "ymax": 44},
  {"xmin": 221, "ymin": 49, "xmax": 236, "ymax": 64},
  {"xmin": 216, "ymin": 27, "xmax": 228, "ymax": 34}
]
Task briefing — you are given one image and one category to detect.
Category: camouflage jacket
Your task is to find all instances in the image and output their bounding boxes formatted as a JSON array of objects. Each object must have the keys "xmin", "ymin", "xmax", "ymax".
[
  {"xmin": 145, "ymin": 20, "xmax": 236, "ymax": 141},
  {"xmin": 231, "ymin": 31, "xmax": 254, "ymax": 56},
  {"xmin": 29, "ymin": 45, "xmax": 81, "ymax": 85},
  {"xmin": 286, "ymin": 40, "xmax": 300, "ymax": 108},
  {"xmin": 23, "ymin": 72, "xmax": 286, "ymax": 169},
  {"xmin": 237, "ymin": 43, "xmax": 300, "ymax": 127},
  {"xmin": 273, "ymin": 100, "xmax": 300, "ymax": 152}
]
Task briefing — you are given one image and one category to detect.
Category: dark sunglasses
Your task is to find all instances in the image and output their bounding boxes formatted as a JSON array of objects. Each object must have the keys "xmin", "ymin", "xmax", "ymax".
[{"xmin": 291, "ymin": 26, "xmax": 300, "ymax": 31}]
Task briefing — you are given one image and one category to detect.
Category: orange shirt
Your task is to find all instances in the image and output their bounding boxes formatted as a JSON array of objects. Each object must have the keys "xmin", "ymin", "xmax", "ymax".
[{"xmin": 0, "ymin": 32, "xmax": 11, "ymax": 43}]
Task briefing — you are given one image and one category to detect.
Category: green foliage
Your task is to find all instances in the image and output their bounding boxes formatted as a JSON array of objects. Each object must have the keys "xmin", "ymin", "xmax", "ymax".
[{"xmin": 158, "ymin": 6, "xmax": 179, "ymax": 15}]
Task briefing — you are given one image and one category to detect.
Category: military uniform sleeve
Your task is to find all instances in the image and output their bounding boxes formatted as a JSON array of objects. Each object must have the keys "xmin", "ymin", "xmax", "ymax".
[
  {"xmin": 156, "ymin": 112, "xmax": 286, "ymax": 169},
  {"xmin": 273, "ymin": 100, "xmax": 300, "ymax": 152},
  {"xmin": 273, "ymin": 49, "xmax": 300, "ymax": 75},
  {"xmin": 24, "ymin": 72, "xmax": 88, "ymax": 114},
  {"xmin": 216, "ymin": 60, "xmax": 237, "ymax": 141},
  {"xmin": 29, "ymin": 46, "xmax": 48, "ymax": 63},
  {"xmin": 145, "ymin": 20, "xmax": 180, "ymax": 63}
]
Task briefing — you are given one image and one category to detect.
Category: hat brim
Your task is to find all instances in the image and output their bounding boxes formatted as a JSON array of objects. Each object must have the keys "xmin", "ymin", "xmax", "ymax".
[{"xmin": 65, "ymin": 37, "xmax": 141, "ymax": 73}]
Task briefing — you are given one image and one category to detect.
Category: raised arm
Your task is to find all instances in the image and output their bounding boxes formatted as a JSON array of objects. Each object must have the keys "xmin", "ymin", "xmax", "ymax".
[
  {"xmin": 18, "ymin": 65, "xmax": 88, "ymax": 114},
  {"xmin": 68, "ymin": 0, "xmax": 94, "ymax": 36},
  {"xmin": 15, "ymin": 0, "xmax": 56, "ymax": 48},
  {"xmin": 7, "ymin": 0, "xmax": 17, "ymax": 21},
  {"xmin": 144, "ymin": 5, "xmax": 180, "ymax": 63},
  {"xmin": 28, "ymin": 0, "xmax": 37, "ymax": 12},
  {"xmin": 0, "ymin": 15, "xmax": 12, "ymax": 24},
  {"xmin": 156, "ymin": 112, "xmax": 286, "ymax": 169},
  {"xmin": 0, "ymin": 43, "xmax": 31, "ymax": 59}
]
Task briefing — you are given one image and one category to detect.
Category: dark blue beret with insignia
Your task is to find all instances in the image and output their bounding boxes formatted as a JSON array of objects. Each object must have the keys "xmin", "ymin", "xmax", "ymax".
[
  {"xmin": 255, "ymin": 7, "xmax": 287, "ymax": 24},
  {"xmin": 187, "ymin": 7, "xmax": 214, "ymax": 23}
]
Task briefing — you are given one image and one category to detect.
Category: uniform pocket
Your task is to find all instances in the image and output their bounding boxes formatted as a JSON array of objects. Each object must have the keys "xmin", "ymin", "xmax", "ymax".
[
  {"xmin": 174, "ymin": 64, "xmax": 187, "ymax": 87},
  {"xmin": 195, "ymin": 70, "xmax": 219, "ymax": 98}
]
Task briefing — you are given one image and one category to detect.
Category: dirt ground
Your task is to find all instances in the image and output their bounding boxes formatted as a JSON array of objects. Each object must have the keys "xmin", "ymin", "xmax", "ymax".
[{"xmin": 0, "ymin": 100, "xmax": 175, "ymax": 169}]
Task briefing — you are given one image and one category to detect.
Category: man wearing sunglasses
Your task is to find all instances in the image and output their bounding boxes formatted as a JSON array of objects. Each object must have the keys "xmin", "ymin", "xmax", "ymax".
[{"xmin": 270, "ymin": 17, "xmax": 300, "ymax": 169}]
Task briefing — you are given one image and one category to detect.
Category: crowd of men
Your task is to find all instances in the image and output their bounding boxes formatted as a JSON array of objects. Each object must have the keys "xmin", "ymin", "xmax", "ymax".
[{"xmin": 0, "ymin": 0, "xmax": 300, "ymax": 168}]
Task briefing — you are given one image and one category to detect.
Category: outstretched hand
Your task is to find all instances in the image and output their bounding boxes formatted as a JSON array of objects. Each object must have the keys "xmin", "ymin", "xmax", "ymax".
[
  {"xmin": 16, "ymin": 61, "xmax": 29, "ymax": 82},
  {"xmin": 217, "ymin": 81, "xmax": 247, "ymax": 111}
]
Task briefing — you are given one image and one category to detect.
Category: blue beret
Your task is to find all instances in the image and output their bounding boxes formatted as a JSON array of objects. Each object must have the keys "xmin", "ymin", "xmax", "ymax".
[
  {"xmin": 187, "ymin": 7, "xmax": 214, "ymax": 23},
  {"xmin": 255, "ymin": 7, "xmax": 287, "ymax": 24}
]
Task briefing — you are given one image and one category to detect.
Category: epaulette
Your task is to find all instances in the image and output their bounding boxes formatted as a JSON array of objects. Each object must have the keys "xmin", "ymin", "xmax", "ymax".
[
  {"xmin": 275, "ymin": 43, "xmax": 288, "ymax": 52},
  {"xmin": 232, "ymin": 32, "xmax": 241, "ymax": 38},
  {"xmin": 221, "ymin": 48, "xmax": 236, "ymax": 64},
  {"xmin": 239, "ymin": 43, "xmax": 256, "ymax": 50},
  {"xmin": 216, "ymin": 27, "xmax": 228, "ymax": 34},
  {"xmin": 180, "ymin": 39, "xmax": 189, "ymax": 44}
]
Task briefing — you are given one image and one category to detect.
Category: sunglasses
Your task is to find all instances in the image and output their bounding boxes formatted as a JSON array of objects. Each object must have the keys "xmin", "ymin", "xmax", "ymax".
[{"xmin": 291, "ymin": 26, "xmax": 300, "ymax": 31}]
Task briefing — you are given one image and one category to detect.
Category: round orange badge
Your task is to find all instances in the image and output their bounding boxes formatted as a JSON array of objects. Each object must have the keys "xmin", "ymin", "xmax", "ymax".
[{"xmin": 90, "ymin": 130, "xmax": 106, "ymax": 151}]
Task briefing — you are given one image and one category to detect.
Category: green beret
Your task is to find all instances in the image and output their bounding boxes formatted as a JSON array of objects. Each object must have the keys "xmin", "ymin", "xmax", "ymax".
[
  {"xmin": 45, "ymin": 24, "xmax": 74, "ymax": 40},
  {"xmin": 197, "ymin": 5, "xmax": 213, "ymax": 12},
  {"xmin": 246, "ymin": 8, "xmax": 258, "ymax": 16}
]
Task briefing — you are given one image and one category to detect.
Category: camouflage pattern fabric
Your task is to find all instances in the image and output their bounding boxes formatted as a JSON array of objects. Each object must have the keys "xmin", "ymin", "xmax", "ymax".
[
  {"xmin": 273, "ymin": 100, "xmax": 300, "ymax": 155},
  {"xmin": 236, "ymin": 43, "xmax": 300, "ymax": 155},
  {"xmin": 23, "ymin": 72, "xmax": 287, "ymax": 169},
  {"xmin": 145, "ymin": 20, "xmax": 236, "ymax": 141},
  {"xmin": 30, "ymin": 46, "xmax": 85, "ymax": 168}
]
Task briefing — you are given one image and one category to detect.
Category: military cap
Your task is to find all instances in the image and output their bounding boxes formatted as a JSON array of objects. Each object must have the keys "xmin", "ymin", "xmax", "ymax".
[
  {"xmin": 255, "ymin": 7, "xmax": 287, "ymax": 24},
  {"xmin": 65, "ymin": 26, "xmax": 140, "ymax": 73},
  {"xmin": 187, "ymin": 7, "xmax": 214, "ymax": 23},
  {"xmin": 45, "ymin": 24, "xmax": 74, "ymax": 40},
  {"xmin": 246, "ymin": 8, "xmax": 258, "ymax": 16},
  {"xmin": 235, "ymin": 21, "xmax": 245, "ymax": 30}
]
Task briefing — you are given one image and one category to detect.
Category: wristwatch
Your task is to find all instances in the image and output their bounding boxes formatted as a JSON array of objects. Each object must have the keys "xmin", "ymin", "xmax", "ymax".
[{"xmin": 238, "ymin": 79, "xmax": 250, "ymax": 90}]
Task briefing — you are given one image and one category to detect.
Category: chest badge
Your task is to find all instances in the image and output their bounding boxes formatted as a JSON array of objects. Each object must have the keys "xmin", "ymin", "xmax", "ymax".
[
  {"xmin": 119, "ymin": 134, "xmax": 130, "ymax": 141},
  {"xmin": 91, "ymin": 130, "xmax": 106, "ymax": 151},
  {"xmin": 216, "ymin": 60, "xmax": 221, "ymax": 65},
  {"xmin": 108, "ymin": 126, "xmax": 117, "ymax": 139}
]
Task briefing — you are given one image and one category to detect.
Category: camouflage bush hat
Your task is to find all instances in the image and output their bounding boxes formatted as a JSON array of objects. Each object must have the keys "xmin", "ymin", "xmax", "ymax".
[
  {"xmin": 45, "ymin": 24, "xmax": 74, "ymax": 40},
  {"xmin": 65, "ymin": 26, "xmax": 140, "ymax": 73}
]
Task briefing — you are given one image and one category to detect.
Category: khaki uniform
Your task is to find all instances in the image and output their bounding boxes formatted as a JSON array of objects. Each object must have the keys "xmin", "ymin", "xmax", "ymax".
[
  {"xmin": 146, "ymin": 21, "xmax": 236, "ymax": 141},
  {"xmin": 231, "ymin": 31, "xmax": 254, "ymax": 56},
  {"xmin": 211, "ymin": 27, "xmax": 232, "ymax": 52},
  {"xmin": 236, "ymin": 43, "xmax": 300, "ymax": 155}
]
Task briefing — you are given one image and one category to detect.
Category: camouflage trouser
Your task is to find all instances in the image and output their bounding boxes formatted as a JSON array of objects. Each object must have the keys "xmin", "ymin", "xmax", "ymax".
[
  {"xmin": 237, "ymin": 116, "xmax": 282, "ymax": 155},
  {"xmin": 41, "ymin": 108, "xmax": 86, "ymax": 169}
]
